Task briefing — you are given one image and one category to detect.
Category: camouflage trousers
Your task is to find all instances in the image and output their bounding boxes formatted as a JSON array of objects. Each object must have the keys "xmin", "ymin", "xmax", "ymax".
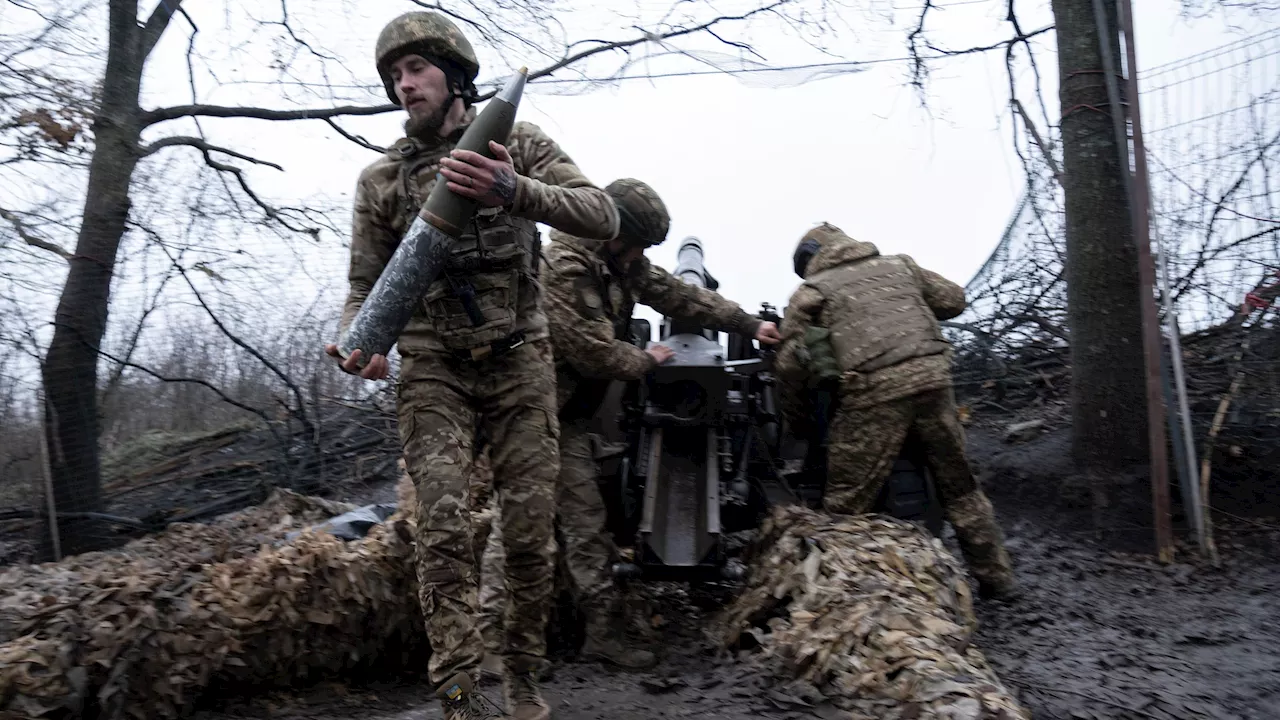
[
  {"xmin": 476, "ymin": 494, "xmax": 507, "ymax": 655},
  {"xmin": 397, "ymin": 340, "xmax": 559, "ymax": 686},
  {"xmin": 476, "ymin": 418, "xmax": 620, "ymax": 647},
  {"xmin": 826, "ymin": 387, "xmax": 1013, "ymax": 590}
]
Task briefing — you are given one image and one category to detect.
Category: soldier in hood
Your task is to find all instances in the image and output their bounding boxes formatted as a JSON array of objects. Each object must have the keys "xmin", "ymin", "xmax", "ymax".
[{"xmin": 775, "ymin": 223, "xmax": 1016, "ymax": 600}]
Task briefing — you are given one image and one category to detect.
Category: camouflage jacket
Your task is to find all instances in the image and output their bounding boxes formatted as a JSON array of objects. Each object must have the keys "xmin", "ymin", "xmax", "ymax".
[
  {"xmin": 543, "ymin": 231, "xmax": 763, "ymax": 418},
  {"xmin": 339, "ymin": 115, "xmax": 619, "ymax": 359},
  {"xmin": 776, "ymin": 227, "xmax": 966, "ymax": 425}
]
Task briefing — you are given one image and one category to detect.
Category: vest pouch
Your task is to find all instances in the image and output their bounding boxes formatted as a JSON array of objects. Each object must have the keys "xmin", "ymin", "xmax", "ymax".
[
  {"xmin": 422, "ymin": 268, "xmax": 520, "ymax": 351},
  {"xmin": 421, "ymin": 208, "xmax": 539, "ymax": 351}
]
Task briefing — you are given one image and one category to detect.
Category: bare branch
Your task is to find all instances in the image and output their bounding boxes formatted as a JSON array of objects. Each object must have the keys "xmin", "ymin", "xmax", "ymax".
[
  {"xmin": 139, "ymin": 135, "xmax": 285, "ymax": 170},
  {"xmin": 141, "ymin": 102, "xmax": 398, "ymax": 127},
  {"xmin": 1, "ymin": 206, "xmax": 72, "ymax": 260},
  {"xmin": 140, "ymin": 0, "xmax": 186, "ymax": 58},
  {"xmin": 1012, "ymin": 99, "xmax": 1061, "ymax": 181},
  {"xmin": 154, "ymin": 239, "xmax": 315, "ymax": 436},
  {"xmin": 907, "ymin": 0, "xmax": 936, "ymax": 91},
  {"xmin": 93, "ymin": 342, "xmax": 274, "ymax": 428},
  {"xmin": 99, "ymin": 262, "xmax": 177, "ymax": 409},
  {"xmin": 142, "ymin": 0, "xmax": 798, "ymax": 129},
  {"xmin": 324, "ymin": 118, "xmax": 386, "ymax": 154}
]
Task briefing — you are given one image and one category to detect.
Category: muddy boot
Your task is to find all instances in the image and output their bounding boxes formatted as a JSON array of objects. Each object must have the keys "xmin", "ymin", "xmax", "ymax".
[
  {"xmin": 580, "ymin": 605, "xmax": 657, "ymax": 670},
  {"xmin": 436, "ymin": 672, "xmax": 507, "ymax": 720},
  {"xmin": 503, "ymin": 657, "xmax": 551, "ymax": 720},
  {"xmin": 946, "ymin": 489, "xmax": 1018, "ymax": 600}
]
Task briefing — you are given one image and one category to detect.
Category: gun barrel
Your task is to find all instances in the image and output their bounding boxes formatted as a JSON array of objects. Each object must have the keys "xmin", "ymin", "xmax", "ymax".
[
  {"xmin": 673, "ymin": 237, "xmax": 707, "ymax": 289},
  {"xmin": 666, "ymin": 237, "xmax": 718, "ymax": 339}
]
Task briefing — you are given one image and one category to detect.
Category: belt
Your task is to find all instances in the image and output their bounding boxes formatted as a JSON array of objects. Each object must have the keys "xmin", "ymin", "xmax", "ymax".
[{"xmin": 458, "ymin": 331, "xmax": 526, "ymax": 362}]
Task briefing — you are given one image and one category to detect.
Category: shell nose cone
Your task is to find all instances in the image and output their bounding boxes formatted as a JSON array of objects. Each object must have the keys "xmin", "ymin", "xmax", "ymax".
[{"xmin": 496, "ymin": 67, "xmax": 527, "ymax": 106}]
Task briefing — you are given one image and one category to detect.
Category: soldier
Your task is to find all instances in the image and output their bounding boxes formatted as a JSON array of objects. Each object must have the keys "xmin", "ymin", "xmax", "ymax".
[
  {"xmin": 774, "ymin": 222, "xmax": 1016, "ymax": 600},
  {"xmin": 325, "ymin": 12, "xmax": 619, "ymax": 720},
  {"xmin": 478, "ymin": 178, "xmax": 781, "ymax": 670}
]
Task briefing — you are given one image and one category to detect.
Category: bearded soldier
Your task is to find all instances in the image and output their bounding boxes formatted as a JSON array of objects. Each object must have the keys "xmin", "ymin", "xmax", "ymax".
[
  {"xmin": 477, "ymin": 178, "xmax": 781, "ymax": 670},
  {"xmin": 774, "ymin": 223, "xmax": 1016, "ymax": 600},
  {"xmin": 326, "ymin": 12, "xmax": 619, "ymax": 720}
]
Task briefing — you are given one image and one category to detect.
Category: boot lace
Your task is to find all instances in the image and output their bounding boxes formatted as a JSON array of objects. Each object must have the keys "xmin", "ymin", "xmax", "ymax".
[{"xmin": 447, "ymin": 688, "xmax": 507, "ymax": 719}]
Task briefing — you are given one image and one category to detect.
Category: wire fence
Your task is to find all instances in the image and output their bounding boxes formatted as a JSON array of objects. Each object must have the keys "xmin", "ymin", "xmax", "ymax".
[{"xmin": 949, "ymin": 27, "xmax": 1280, "ymax": 522}]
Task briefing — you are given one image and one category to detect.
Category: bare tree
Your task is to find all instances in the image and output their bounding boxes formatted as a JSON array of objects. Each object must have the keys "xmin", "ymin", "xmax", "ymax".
[
  {"xmin": 1, "ymin": 0, "xmax": 852, "ymax": 557},
  {"xmin": 1049, "ymin": 0, "xmax": 1149, "ymax": 478}
]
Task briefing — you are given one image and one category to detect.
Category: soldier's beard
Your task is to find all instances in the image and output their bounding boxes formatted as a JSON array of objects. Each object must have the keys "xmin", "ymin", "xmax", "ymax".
[{"xmin": 404, "ymin": 101, "xmax": 451, "ymax": 141}]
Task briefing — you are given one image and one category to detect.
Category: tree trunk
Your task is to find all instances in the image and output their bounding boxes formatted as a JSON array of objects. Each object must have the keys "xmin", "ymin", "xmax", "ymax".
[
  {"xmin": 38, "ymin": 0, "xmax": 144, "ymax": 559},
  {"xmin": 1051, "ymin": 0, "xmax": 1148, "ymax": 480}
]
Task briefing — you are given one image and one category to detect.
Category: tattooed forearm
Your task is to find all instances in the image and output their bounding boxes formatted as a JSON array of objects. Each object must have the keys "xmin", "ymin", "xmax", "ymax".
[{"xmin": 492, "ymin": 167, "xmax": 516, "ymax": 206}]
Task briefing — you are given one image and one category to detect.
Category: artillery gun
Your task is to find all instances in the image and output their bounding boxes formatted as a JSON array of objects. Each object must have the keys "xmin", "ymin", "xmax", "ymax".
[{"xmin": 593, "ymin": 238, "xmax": 944, "ymax": 583}]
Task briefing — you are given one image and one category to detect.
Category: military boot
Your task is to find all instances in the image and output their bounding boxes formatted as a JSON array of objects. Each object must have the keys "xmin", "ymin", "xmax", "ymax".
[
  {"xmin": 946, "ymin": 489, "xmax": 1018, "ymax": 600},
  {"xmin": 580, "ymin": 603, "xmax": 657, "ymax": 670},
  {"xmin": 503, "ymin": 657, "xmax": 551, "ymax": 720},
  {"xmin": 435, "ymin": 671, "xmax": 507, "ymax": 720},
  {"xmin": 481, "ymin": 651, "xmax": 504, "ymax": 680}
]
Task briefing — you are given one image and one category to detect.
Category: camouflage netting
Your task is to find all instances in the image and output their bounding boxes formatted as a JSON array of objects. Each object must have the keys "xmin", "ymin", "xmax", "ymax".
[
  {"xmin": 3, "ymin": 480, "xmax": 1029, "ymax": 720},
  {"xmin": 715, "ymin": 505, "xmax": 1030, "ymax": 720},
  {"xmin": 0, "ymin": 483, "xmax": 425, "ymax": 719}
]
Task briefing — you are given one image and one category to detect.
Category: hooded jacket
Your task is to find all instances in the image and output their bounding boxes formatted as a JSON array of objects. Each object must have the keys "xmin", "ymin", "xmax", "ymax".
[{"xmin": 775, "ymin": 225, "xmax": 967, "ymax": 425}]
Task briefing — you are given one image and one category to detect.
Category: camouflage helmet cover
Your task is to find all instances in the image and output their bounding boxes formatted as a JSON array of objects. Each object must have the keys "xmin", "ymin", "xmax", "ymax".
[
  {"xmin": 605, "ymin": 178, "xmax": 671, "ymax": 247},
  {"xmin": 375, "ymin": 12, "xmax": 480, "ymax": 105}
]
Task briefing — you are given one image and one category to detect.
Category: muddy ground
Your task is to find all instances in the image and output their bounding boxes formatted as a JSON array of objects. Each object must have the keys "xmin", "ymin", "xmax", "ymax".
[{"xmin": 187, "ymin": 424, "xmax": 1280, "ymax": 720}]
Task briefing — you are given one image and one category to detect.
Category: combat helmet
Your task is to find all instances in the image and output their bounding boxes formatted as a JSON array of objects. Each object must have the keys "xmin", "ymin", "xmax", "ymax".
[
  {"xmin": 375, "ymin": 11, "xmax": 480, "ymax": 106},
  {"xmin": 605, "ymin": 178, "xmax": 671, "ymax": 248}
]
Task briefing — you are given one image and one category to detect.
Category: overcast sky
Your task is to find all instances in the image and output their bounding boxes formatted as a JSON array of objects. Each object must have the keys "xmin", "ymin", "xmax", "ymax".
[{"xmin": 8, "ymin": 0, "xmax": 1277, "ymax": 354}]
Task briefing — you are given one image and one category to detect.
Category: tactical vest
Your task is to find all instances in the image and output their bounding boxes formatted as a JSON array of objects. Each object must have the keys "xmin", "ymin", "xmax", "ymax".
[
  {"xmin": 396, "ymin": 147, "xmax": 541, "ymax": 352},
  {"xmin": 806, "ymin": 254, "xmax": 949, "ymax": 374}
]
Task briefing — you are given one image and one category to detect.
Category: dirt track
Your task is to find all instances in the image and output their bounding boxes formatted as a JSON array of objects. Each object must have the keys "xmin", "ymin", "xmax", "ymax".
[{"xmin": 191, "ymin": 424, "xmax": 1280, "ymax": 720}]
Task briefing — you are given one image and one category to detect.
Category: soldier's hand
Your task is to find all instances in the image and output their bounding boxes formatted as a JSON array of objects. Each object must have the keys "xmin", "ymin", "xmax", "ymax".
[
  {"xmin": 755, "ymin": 321, "xmax": 782, "ymax": 345},
  {"xmin": 646, "ymin": 344, "xmax": 676, "ymax": 365},
  {"xmin": 325, "ymin": 343, "xmax": 390, "ymax": 381},
  {"xmin": 440, "ymin": 141, "xmax": 518, "ymax": 209}
]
